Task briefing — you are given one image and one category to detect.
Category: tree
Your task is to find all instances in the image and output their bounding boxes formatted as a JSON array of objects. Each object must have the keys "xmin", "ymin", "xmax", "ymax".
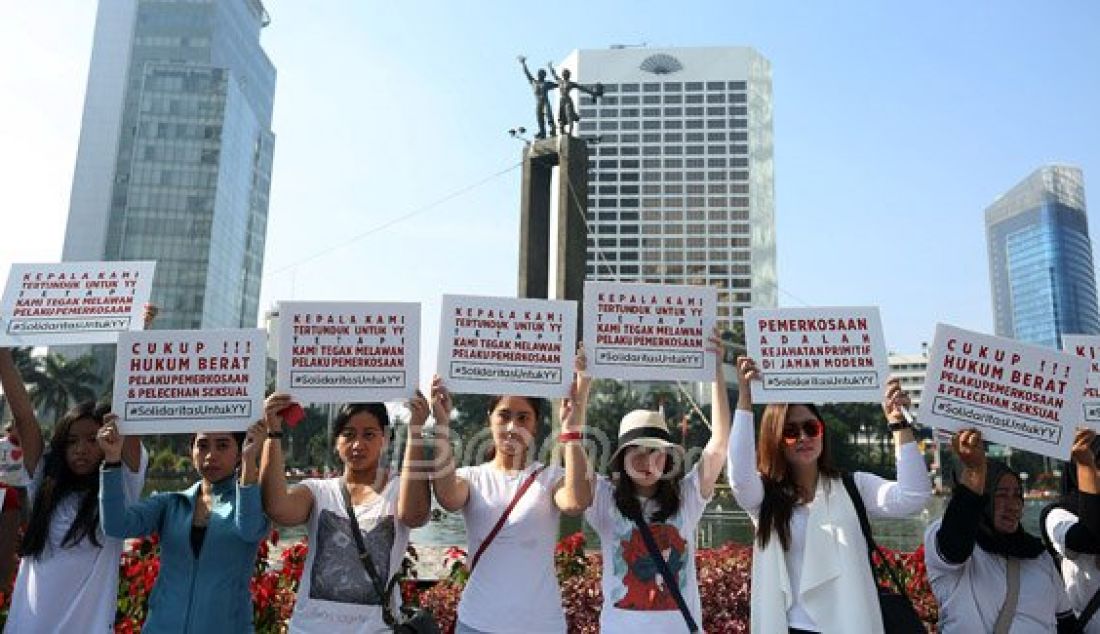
[{"xmin": 28, "ymin": 353, "xmax": 99, "ymax": 424}]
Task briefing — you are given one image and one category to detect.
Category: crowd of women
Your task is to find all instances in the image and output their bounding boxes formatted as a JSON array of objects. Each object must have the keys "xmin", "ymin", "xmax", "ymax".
[{"xmin": 0, "ymin": 327, "xmax": 1098, "ymax": 633}]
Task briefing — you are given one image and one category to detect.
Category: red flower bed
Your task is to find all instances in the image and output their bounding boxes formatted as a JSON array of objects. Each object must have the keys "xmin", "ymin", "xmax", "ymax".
[{"xmin": 0, "ymin": 531, "xmax": 939, "ymax": 632}]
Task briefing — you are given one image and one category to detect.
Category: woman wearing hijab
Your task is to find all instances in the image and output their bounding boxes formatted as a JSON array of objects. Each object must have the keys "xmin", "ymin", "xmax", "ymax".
[
  {"xmin": 925, "ymin": 428, "xmax": 1077, "ymax": 633},
  {"xmin": 1042, "ymin": 429, "xmax": 1100, "ymax": 632}
]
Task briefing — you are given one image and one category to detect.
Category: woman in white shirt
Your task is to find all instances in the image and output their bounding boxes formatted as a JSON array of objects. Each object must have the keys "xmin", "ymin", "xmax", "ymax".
[
  {"xmin": 583, "ymin": 331, "xmax": 730, "ymax": 633},
  {"xmin": 0, "ymin": 350, "xmax": 146, "ymax": 633},
  {"xmin": 259, "ymin": 394, "xmax": 432, "ymax": 634},
  {"xmin": 1042, "ymin": 429, "xmax": 1100, "ymax": 632},
  {"xmin": 727, "ymin": 357, "xmax": 931, "ymax": 634},
  {"xmin": 430, "ymin": 353, "xmax": 593, "ymax": 634},
  {"xmin": 925, "ymin": 428, "xmax": 1077, "ymax": 633}
]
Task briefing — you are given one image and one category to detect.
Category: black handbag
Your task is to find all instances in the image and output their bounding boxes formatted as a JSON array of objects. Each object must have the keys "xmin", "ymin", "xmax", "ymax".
[
  {"xmin": 841, "ymin": 474, "xmax": 926, "ymax": 634},
  {"xmin": 340, "ymin": 480, "xmax": 441, "ymax": 634}
]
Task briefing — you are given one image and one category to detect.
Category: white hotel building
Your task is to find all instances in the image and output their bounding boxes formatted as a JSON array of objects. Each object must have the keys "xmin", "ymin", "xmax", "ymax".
[{"xmin": 561, "ymin": 46, "xmax": 777, "ymax": 330}]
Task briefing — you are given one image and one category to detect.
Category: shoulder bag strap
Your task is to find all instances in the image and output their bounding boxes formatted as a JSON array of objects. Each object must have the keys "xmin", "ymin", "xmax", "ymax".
[
  {"xmin": 993, "ymin": 556, "xmax": 1021, "ymax": 634},
  {"xmin": 629, "ymin": 514, "xmax": 700, "ymax": 633},
  {"xmin": 468, "ymin": 465, "xmax": 546, "ymax": 574},
  {"xmin": 340, "ymin": 479, "xmax": 400, "ymax": 628},
  {"xmin": 840, "ymin": 472, "xmax": 910, "ymax": 597},
  {"xmin": 1079, "ymin": 585, "xmax": 1100, "ymax": 631}
]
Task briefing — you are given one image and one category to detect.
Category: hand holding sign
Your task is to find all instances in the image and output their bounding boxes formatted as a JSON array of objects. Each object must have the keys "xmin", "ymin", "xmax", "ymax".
[
  {"xmin": 734, "ymin": 356, "xmax": 760, "ymax": 411},
  {"xmin": 882, "ymin": 378, "xmax": 911, "ymax": 424},
  {"xmin": 1071, "ymin": 428, "xmax": 1098, "ymax": 469},
  {"xmin": 951, "ymin": 428, "xmax": 987, "ymax": 494},
  {"xmin": 264, "ymin": 393, "xmax": 295, "ymax": 433},
  {"xmin": 96, "ymin": 415, "xmax": 124, "ymax": 464},
  {"xmin": 241, "ymin": 421, "xmax": 266, "ymax": 468},
  {"xmin": 1071, "ymin": 429, "xmax": 1100, "ymax": 495},
  {"xmin": 430, "ymin": 375, "xmax": 453, "ymax": 427},
  {"xmin": 407, "ymin": 391, "xmax": 430, "ymax": 434},
  {"xmin": 142, "ymin": 303, "xmax": 159, "ymax": 329}
]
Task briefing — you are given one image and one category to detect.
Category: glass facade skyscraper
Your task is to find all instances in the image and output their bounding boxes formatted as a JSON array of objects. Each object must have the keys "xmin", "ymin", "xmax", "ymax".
[
  {"xmin": 986, "ymin": 165, "xmax": 1098, "ymax": 348},
  {"xmin": 564, "ymin": 47, "xmax": 776, "ymax": 330},
  {"xmin": 61, "ymin": 0, "xmax": 276, "ymax": 333}
]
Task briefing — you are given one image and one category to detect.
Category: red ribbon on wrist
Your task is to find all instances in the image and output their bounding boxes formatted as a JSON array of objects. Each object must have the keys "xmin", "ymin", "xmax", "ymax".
[{"xmin": 558, "ymin": 431, "xmax": 583, "ymax": 443}]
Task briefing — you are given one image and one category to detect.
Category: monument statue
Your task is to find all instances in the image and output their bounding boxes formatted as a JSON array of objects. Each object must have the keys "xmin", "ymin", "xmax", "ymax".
[
  {"xmin": 518, "ymin": 55, "xmax": 556, "ymax": 139},
  {"xmin": 547, "ymin": 63, "xmax": 603, "ymax": 135}
]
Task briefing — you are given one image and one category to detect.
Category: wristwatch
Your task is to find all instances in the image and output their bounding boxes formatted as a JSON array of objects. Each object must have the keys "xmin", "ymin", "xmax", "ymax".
[
  {"xmin": 887, "ymin": 420, "xmax": 912, "ymax": 433},
  {"xmin": 266, "ymin": 430, "xmax": 285, "ymax": 439}
]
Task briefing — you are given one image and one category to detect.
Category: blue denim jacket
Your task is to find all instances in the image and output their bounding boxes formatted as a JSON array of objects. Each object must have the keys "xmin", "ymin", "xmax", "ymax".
[{"xmin": 100, "ymin": 468, "xmax": 269, "ymax": 633}]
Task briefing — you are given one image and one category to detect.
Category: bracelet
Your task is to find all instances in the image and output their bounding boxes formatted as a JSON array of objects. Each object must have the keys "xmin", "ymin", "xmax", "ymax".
[
  {"xmin": 558, "ymin": 431, "xmax": 583, "ymax": 443},
  {"xmin": 266, "ymin": 431, "xmax": 285, "ymax": 439},
  {"xmin": 887, "ymin": 420, "xmax": 912, "ymax": 433},
  {"xmin": 102, "ymin": 460, "xmax": 123, "ymax": 470}
]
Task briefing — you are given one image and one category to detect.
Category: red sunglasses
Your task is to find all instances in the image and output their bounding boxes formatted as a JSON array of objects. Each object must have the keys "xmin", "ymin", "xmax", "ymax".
[{"xmin": 782, "ymin": 419, "xmax": 824, "ymax": 444}]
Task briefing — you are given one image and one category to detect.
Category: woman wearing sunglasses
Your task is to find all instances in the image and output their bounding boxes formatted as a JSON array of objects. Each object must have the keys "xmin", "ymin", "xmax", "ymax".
[{"xmin": 727, "ymin": 359, "xmax": 932, "ymax": 634}]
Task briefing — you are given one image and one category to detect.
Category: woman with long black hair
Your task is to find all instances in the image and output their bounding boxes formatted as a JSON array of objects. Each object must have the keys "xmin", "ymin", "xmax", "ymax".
[
  {"xmin": 0, "ymin": 350, "xmax": 146, "ymax": 633},
  {"xmin": 582, "ymin": 332, "xmax": 730, "ymax": 632}
]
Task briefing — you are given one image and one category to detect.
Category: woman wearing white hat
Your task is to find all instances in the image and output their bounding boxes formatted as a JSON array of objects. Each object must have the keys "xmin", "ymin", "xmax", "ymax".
[{"xmin": 582, "ymin": 332, "xmax": 730, "ymax": 633}]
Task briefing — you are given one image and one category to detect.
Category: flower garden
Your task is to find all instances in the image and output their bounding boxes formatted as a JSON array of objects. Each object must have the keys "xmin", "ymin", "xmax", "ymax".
[{"xmin": 0, "ymin": 530, "xmax": 938, "ymax": 633}]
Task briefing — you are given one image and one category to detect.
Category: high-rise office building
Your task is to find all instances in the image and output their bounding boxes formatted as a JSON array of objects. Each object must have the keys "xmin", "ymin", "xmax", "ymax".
[
  {"xmin": 61, "ymin": 0, "xmax": 276, "ymax": 333},
  {"xmin": 562, "ymin": 46, "xmax": 776, "ymax": 329},
  {"xmin": 986, "ymin": 165, "xmax": 1098, "ymax": 348}
]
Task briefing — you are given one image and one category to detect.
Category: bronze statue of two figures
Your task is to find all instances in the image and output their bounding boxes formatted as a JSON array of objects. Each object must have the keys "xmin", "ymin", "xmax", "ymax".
[{"xmin": 519, "ymin": 55, "xmax": 604, "ymax": 139}]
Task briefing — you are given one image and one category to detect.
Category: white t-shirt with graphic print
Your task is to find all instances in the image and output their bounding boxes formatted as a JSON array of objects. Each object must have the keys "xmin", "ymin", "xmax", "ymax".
[
  {"xmin": 585, "ymin": 465, "xmax": 711, "ymax": 633},
  {"xmin": 288, "ymin": 476, "xmax": 410, "ymax": 634}
]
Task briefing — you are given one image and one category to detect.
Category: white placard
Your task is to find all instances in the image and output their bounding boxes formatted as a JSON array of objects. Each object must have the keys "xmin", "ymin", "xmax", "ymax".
[
  {"xmin": 744, "ymin": 306, "xmax": 889, "ymax": 403},
  {"xmin": 583, "ymin": 281, "xmax": 716, "ymax": 381},
  {"xmin": 921, "ymin": 324, "xmax": 1088, "ymax": 460},
  {"xmin": 277, "ymin": 301, "xmax": 419, "ymax": 402},
  {"xmin": 113, "ymin": 329, "xmax": 266, "ymax": 434},
  {"xmin": 0, "ymin": 261, "xmax": 155, "ymax": 346},
  {"xmin": 437, "ymin": 294, "xmax": 577, "ymax": 398},
  {"xmin": 1062, "ymin": 334, "xmax": 1100, "ymax": 430}
]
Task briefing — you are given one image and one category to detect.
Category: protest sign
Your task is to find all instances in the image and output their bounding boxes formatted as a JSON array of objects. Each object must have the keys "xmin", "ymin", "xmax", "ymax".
[
  {"xmin": 744, "ymin": 306, "xmax": 889, "ymax": 403},
  {"xmin": 438, "ymin": 294, "xmax": 577, "ymax": 398},
  {"xmin": 0, "ymin": 261, "xmax": 155, "ymax": 346},
  {"xmin": 584, "ymin": 281, "xmax": 716, "ymax": 381},
  {"xmin": 277, "ymin": 301, "xmax": 419, "ymax": 402},
  {"xmin": 113, "ymin": 329, "xmax": 266, "ymax": 434},
  {"xmin": 921, "ymin": 324, "xmax": 1087, "ymax": 460},
  {"xmin": 1062, "ymin": 335, "xmax": 1100, "ymax": 430}
]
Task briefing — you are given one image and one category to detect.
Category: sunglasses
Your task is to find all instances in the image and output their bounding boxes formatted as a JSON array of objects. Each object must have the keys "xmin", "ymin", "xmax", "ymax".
[{"xmin": 781, "ymin": 419, "xmax": 824, "ymax": 444}]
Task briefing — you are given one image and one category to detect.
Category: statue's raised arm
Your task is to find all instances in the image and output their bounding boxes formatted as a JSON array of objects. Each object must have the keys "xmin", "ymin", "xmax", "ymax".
[{"xmin": 519, "ymin": 54, "xmax": 556, "ymax": 139}]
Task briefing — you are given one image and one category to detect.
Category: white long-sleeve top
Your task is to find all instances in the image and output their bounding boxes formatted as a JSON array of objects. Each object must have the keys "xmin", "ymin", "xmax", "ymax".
[{"xmin": 726, "ymin": 409, "xmax": 932, "ymax": 632}]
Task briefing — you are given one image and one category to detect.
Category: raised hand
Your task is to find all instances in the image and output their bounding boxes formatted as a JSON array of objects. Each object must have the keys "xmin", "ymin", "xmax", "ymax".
[
  {"xmin": 96, "ymin": 415, "xmax": 124, "ymax": 463},
  {"xmin": 407, "ymin": 390, "xmax": 430, "ymax": 433},
  {"xmin": 951, "ymin": 428, "xmax": 987, "ymax": 494},
  {"xmin": 734, "ymin": 355, "xmax": 759, "ymax": 410},
  {"xmin": 142, "ymin": 303, "xmax": 159, "ymax": 329},
  {"xmin": 707, "ymin": 327, "xmax": 727, "ymax": 371},
  {"xmin": 1071, "ymin": 428, "xmax": 1098, "ymax": 469},
  {"xmin": 263, "ymin": 393, "xmax": 294, "ymax": 433},
  {"xmin": 241, "ymin": 420, "xmax": 266, "ymax": 466},
  {"xmin": 430, "ymin": 375, "xmax": 453, "ymax": 427},
  {"xmin": 881, "ymin": 378, "xmax": 911, "ymax": 424}
]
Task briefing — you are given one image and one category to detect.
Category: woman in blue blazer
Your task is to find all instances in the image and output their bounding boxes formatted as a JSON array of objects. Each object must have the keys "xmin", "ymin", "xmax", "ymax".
[{"xmin": 98, "ymin": 420, "xmax": 269, "ymax": 633}]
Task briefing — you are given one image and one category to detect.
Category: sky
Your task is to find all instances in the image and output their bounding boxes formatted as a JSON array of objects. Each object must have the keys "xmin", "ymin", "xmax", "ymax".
[{"xmin": 2, "ymin": 0, "xmax": 1099, "ymax": 374}]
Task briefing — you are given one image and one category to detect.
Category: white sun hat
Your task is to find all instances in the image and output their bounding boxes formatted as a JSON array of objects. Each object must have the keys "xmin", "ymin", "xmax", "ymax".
[{"xmin": 609, "ymin": 409, "xmax": 685, "ymax": 464}]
